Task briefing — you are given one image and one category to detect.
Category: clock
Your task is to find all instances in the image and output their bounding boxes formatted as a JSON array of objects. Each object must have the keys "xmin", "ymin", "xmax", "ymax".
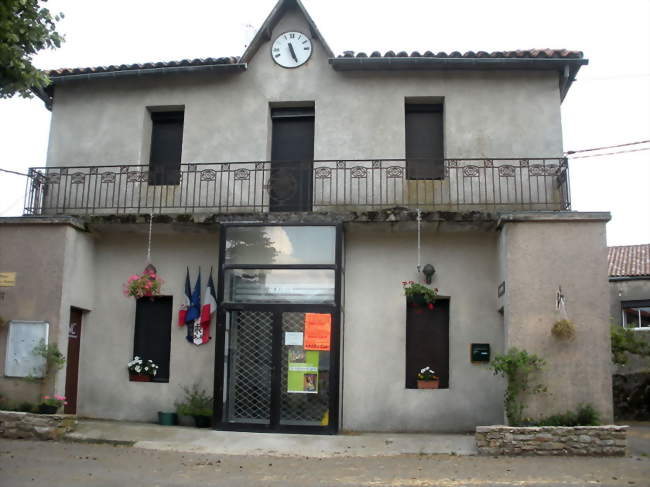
[{"xmin": 271, "ymin": 31, "xmax": 312, "ymax": 68}]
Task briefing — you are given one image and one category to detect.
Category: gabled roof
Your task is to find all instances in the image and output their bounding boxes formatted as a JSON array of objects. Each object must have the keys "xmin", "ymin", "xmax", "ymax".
[
  {"xmin": 240, "ymin": 0, "xmax": 334, "ymax": 63},
  {"xmin": 34, "ymin": 0, "xmax": 587, "ymax": 107},
  {"xmin": 608, "ymin": 244, "xmax": 650, "ymax": 278},
  {"xmin": 336, "ymin": 49, "xmax": 584, "ymax": 60},
  {"xmin": 47, "ymin": 56, "xmax": 242, "ymax": 77}
]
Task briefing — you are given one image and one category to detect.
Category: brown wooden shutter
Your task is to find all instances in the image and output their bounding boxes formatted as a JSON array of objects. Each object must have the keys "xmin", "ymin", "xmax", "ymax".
[
  {"xmin": 133, "ymin": 296, "xmax": 173, "ymax": 381},
  {"xmin": 149, "ymin": 111, "xmax": 184, "ymax": 185},
  {"xmin": 405, "ymin": 104, "xmax": 444, "ymax": 179},
  {"xmin": 405, "ymin": 298, "xmax": 449, "ymax": 389}
]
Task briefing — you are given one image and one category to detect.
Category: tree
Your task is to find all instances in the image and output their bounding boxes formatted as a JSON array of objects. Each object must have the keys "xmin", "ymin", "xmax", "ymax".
[{"xmin": 0, "ymin": 0, "xmax": 64, "ymax": 99}]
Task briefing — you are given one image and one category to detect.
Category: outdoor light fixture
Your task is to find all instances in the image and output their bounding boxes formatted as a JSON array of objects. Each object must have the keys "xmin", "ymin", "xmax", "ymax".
[{"xmin": 422, "ymin": 264, "xmax": 435, "ymax": 284}]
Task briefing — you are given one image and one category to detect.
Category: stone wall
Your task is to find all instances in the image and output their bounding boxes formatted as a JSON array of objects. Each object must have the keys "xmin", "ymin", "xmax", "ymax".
[
  {"xmin": 0, "ymin": 411, "xmax": 76, "ymax": 440},
  {"xmin": 476, "ymin": 425, "xmax": 627, "ymax": 456}
]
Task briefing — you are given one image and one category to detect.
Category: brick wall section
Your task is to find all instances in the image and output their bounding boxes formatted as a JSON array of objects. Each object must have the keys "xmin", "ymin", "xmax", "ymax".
[
  {"xmin": 0, "ymin": 411, "xmax": 76, "ymax": 440},
  {"xmin": 476, "ymin": 425, "xmax": 627, "ymax": 456}
]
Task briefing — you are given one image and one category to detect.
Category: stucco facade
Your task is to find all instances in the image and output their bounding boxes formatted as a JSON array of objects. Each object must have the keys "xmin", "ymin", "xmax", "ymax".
[
  {"xmin": 46, "ymin": 10, "xmax": 563, "ymax": 167},
  {"xmin": 1, "ymin": 0, "xmax": 612, "ymax": 432}
]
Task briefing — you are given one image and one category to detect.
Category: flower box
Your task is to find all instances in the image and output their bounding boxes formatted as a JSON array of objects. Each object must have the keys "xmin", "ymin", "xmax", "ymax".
[
  {"xmin": 417, "ymin": 379, "xmax": 440, "ymax": 389},
  {"xmin": 129, "ymin": 373, "xmax": 152, "ymax": 382}
]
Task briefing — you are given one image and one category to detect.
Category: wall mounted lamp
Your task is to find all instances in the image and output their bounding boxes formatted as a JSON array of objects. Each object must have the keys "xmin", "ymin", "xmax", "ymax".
[{"xmin": 422, "ymin": 264, "xmax": 436, "ymax": 284}]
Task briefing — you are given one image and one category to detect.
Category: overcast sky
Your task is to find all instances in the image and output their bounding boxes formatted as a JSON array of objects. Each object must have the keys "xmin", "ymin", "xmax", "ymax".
[{"xmin": 1, "ymin": 0, "xmax": 648, "ymax": 245}]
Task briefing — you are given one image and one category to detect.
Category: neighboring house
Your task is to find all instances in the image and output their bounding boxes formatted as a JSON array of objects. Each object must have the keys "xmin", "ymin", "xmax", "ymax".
[
  {"xmin": 608, "ymin": 244, "xmax": 650, "ymax": 374},
  {"xmin": 609, "ymin": 244, "xmax": 650, "ymax": 329},
  {"xmin": 0, "ymin": 0, "xmax": 613, "ymax": 433}
]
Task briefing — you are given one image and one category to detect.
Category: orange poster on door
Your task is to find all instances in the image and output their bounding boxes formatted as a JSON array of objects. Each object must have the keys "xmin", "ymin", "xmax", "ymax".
[{"xmin": 304, "ymin": 313, "xmax": 331, "ymax": 351}]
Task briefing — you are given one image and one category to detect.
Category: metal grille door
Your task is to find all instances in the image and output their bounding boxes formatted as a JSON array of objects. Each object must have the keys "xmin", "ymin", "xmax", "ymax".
[
  {"xmin": 280, "ymin": 312, "xmax": 331, "ymax": 426},
  {"xmin": 225, "ymin": 311, "xmax": 273, "ymax": 424}
]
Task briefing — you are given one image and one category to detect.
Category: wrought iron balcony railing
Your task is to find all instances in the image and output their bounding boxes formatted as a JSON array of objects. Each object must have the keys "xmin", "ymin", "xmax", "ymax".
[{"xmin": 23, "ymin": 158, "xmax": 570, "ymax": 216}]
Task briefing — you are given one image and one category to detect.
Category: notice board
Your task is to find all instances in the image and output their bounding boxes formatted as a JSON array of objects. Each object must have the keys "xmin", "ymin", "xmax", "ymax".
[{"xmin": 4, "ymin": 321, "xmax": 49, "ymax": 378}]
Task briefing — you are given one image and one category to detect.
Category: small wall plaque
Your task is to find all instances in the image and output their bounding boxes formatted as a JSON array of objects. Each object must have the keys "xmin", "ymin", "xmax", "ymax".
[
  {"xmin": 471, "ymin": 343, "xmax": 490, "ymax": 363},
  {"xmin": 0, "ymin": 272, "xmax": 16, "ymax": 287}
]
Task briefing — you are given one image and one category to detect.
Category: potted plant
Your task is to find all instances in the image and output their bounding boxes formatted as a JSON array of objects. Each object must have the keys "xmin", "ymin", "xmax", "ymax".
[
  {"xmin": 417, "ymin": 366, "xmax": 440, "ymax": 389},
  {"xmin": 123, "ymin": 265, "xmax": 164, "ymax": 299},
  {"xmin": 157, "ymin": 411, "xmax": 178, "ymax": 426},
  {"xmin": 127, "ymin": 356, "xmax": 159, "ymax": 382},
  {"xmin": 402, "ymin": 281, "xmax": 438, "ymax": 309},
  {"xmin": 38, "ymin": 395, "xmax": 67, "ymax": 414},
  {"xmin": 177, "ymin": 383, "xmax": 213, "ymax": 428}
]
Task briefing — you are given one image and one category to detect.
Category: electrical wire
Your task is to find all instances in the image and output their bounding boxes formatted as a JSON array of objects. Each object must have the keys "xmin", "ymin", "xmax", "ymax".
[
  {"xmin": 0, "ymin": 168, "xmax": 30, "ymax": 177},
  {"xmin": 568, "ymin": 147, "xmax": 650, "ymax": 159},
  {"xmin": 565, "ymin": 140, "xmax": 649, "ymax": 155}
]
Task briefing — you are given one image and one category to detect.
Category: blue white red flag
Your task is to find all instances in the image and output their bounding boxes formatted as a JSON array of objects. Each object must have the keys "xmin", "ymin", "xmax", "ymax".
[{"xmin": 178, "ymin": 267, "xmax": 191, "ymax": 327}]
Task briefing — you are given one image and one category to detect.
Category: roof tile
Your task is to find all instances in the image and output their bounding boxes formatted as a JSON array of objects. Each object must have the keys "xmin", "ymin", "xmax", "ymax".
[
  {"xmin": 608, "ymin": 244, "xmax": 650, "ymax": 277},
  {"xmin": 46, "ymin": 49, "xmax": 584, "ymax": 79},
  {"xmin": 47, "ymin": 56, "xmax": 241, "ymax": 77}
]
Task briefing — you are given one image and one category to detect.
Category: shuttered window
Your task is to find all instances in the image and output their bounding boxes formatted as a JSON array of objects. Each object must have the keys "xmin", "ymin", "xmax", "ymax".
[
  {"xmin": 149, "ymin": 111, "xmax": 184, "ymax": 185},
  {"xmin": 133, "ymin": 296, "xmax": 172, "ymax": 382},
  {"xmin": 405, "ymin": 298, "xmax": 449, "ymax": 389},
  {"xmin": 405, "ymin": 104, "xmax": 444, "ymax": 180}
]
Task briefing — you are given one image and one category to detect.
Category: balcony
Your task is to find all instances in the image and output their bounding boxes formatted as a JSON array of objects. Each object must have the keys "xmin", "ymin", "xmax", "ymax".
[{"xmin": 23, "ymin": 158, "xmax": 570, "ymax": 217}]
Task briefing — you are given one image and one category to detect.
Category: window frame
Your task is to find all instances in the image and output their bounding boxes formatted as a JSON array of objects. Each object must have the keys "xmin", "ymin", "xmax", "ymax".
[
  {"xmin": 405, "ymin": 102, "xmax": 445, "ymax": 181},
  {"xmin": 148, "ymin": 110, "xmax": 185, "ymax": 186},
  {"xmin": 405, "ymin": 297, "xmax": 450, "ymax": 390},
  {"xmin": 621, "ymin": 299, "xmax": 650, "ymax": 330},
  {"xmin": 133, "ymin": 295, "xmax": 173, "ymax": 382}
]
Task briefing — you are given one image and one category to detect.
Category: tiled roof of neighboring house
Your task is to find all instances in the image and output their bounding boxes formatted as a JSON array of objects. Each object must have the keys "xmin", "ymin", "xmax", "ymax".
[
  {"xmin": 47, "ymin": 56, "xmax": 241, "ymax": 77},
  {"xmin": 337, "ymin": 49, "xmax": 584, "ymax": 59},
  {"xmin": 608, "ymin": 244, "xmax": 650, "ymax": 277}
]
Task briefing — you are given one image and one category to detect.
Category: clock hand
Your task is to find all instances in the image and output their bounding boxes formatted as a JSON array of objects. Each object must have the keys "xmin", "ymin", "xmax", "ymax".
[{"xmin": 288, "ymin": 43, "xmax": 298, "ymax": 63}]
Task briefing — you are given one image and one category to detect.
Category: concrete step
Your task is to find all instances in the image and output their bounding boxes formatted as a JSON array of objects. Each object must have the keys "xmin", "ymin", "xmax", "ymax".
[{"xmin": 66, "ymin": 419, "xmax": 477, "ymax": 457}]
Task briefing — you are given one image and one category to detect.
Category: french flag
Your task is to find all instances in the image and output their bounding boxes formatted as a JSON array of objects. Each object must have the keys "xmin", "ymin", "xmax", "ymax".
[
  {"xmin": 178, "ymin": 268, "xmax": 191, "ymax": 327},
  {"xmin": 185, "ymin": 270, "xmax": 202, "ymax": 344},
  {"xmin": 199, "ymin": 270, "xmax": 217, "ymax": 344}
]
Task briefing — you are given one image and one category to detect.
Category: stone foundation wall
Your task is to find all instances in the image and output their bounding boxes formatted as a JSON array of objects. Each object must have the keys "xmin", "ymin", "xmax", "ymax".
[
  {"xmin": 476, "ymin": 425, "xmax": 627, "ymax": 456},
  {"xmin": 0, "ymin": 411, "xmax": 76, "ymax": 440}
]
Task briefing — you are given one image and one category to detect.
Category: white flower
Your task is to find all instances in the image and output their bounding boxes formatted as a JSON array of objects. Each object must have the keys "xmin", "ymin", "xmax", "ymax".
[{"xmin": 135, "ymin": 365, "xmax": 142, "ymax": 373}]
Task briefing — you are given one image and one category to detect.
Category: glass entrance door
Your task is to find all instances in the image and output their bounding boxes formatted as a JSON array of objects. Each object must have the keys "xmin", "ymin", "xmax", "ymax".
[
  {"xmin": 222, "ymin": 309, "xmax": 336, "ymax": 432},
  {"xmin": 216, "ymin": 224, "xmax": 341, "ymax": 434}
]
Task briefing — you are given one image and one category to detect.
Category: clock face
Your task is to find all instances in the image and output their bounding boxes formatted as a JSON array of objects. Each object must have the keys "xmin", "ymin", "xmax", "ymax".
[{"xmin": 271, "ymin": 31, "xmax": 312, "ymax": 68}]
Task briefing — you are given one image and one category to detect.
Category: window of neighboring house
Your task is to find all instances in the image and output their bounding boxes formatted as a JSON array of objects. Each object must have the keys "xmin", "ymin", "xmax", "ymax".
[
  {"xmin": 149, "ymin": 111, "xmax": 184, "ymax": 185},
  {"xmin": 405, "ymin": 103, "xmax": 444, "ymax": 180},
  {"xmin": 621, "ymin": 300, "xmax": 650, "ymax": 329},
  {"xmin": 133, "ymin": 296, "xmax": 173, "ymax": 382},
  {"xmin": 405, "ymin": 298, "xmax": 449, "ymax": 389}
]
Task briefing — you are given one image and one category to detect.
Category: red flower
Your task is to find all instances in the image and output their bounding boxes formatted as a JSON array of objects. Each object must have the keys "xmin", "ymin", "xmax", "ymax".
[{"xmin": 428, "ymin": 303, "xmax": 435, "ymax": 310}]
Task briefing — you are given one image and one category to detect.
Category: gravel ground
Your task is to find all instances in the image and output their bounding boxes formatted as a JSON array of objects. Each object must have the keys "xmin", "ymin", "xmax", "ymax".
[{"xmin": 1, "ymin": 438, "xmax": 649, "ymax": 487}]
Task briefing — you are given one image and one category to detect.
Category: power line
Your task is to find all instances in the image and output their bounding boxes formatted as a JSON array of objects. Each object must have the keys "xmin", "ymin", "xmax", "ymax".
[
  {"xmin": 568, "ymin": 147, "xmax": 650, "ymax": 159},
  {"xmin": 566, "ymin": 140, "xmax": 650, "ymax": 155},
  {"xmin": 0, "ymin": 168, "xmax": 30, "ymax": 177}
]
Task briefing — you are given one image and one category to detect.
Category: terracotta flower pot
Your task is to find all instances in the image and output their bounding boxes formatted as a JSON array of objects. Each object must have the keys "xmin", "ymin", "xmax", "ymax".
[
  {"xmin": 129, "ymin": 373, "xmax": 152, "ymax": 382},
  {"xmin": 417, "ymin": 379, "xmax": 440, "ymax": 389}
]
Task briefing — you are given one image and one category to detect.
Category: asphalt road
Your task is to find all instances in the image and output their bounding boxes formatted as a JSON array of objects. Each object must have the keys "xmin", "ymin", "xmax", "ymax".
[{"xmin": 1, "ymin": 439, "xmax": 649, "ymax": 487}]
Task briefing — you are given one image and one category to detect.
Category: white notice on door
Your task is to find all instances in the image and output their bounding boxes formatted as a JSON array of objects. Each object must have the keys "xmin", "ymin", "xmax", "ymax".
[{"xmin": 285, "ymin": 332, "xmax": 303, "ymax": 346}]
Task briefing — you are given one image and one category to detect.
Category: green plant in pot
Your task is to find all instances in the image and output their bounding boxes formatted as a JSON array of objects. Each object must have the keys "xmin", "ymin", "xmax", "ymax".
[
  {"xmin": 157, "ymin": 411, "xmax": 178, "ymax": 426},
  {"xmin": 402, "ymin": 281, "xmax": 438, "ymax": 309},
  {"xmin": 38, "ymin": 395, "xmax": 66, "ymax": 414},
  {"xmin": 176, "ymin": 383, "xmax": 213, "ymax": 428}
]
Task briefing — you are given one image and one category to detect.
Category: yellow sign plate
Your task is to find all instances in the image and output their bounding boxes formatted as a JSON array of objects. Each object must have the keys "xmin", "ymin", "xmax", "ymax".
[{"xmin": 0, "ymin": 272, "xmax": 16, "ymax": 287}]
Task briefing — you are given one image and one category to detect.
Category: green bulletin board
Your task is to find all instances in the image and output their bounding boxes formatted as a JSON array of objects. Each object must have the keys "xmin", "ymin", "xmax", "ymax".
[{"xmin": 287, "ymin": 349, "xmax": 319, "ymax": 394}]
